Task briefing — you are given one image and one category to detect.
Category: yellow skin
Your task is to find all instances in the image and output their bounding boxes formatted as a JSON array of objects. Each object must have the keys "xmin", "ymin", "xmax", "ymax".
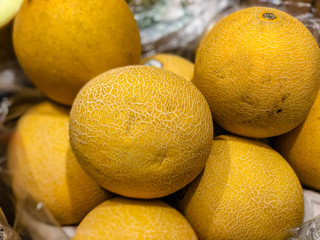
[
  {"xmin": 0, "ymin": 0, "xmax": 22, "ymax": 28},
  {"xmin": 272, "ymin": 92, "xmax": 320, "ymax": 190},
  {"xmin": 179, "ymin": 135, "xmax": 304, "ymax": 240},
  {"xmin": 13, "ymin": 0, "xmax": 141, "ymax": 106},
  {"xmin": 193, "ymin": 7, "xmax": 320, "ymax": 138},
  {"xmin": 140, "ymin": 53, "xmax": 194, "ymax": 81},
  {"xmin": 69, "ymin": 65, "xmax": 213, "ymax": 199},
  {"xmin": 73, "ymin": 197, "xmax": 198, "ymax": 240},
  {"xmin": 7, "ymin": 101, "xmax": 111, "ymax": 225}
]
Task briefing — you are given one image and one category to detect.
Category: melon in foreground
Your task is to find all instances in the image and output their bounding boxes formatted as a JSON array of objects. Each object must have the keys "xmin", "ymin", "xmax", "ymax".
[
  {"xmin": 178, "ymin": 135, "xmax": 304, "ymax": 240},
  {"xmin": 73, "ymin": 197, "xmax": 198, "ymax": 239},
  {"xmin": 69, "ymin": 65, "xmax": 214, "ymax": 199},
  {"xmin": 7, "ymin": 101, "xmax": 111, "ymax": 225}
]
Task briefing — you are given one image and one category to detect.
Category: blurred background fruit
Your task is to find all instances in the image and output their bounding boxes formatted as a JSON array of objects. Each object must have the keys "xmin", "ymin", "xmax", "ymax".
[
  {"xmin": 13, "ymin": 0, "xmax": 141, "ymax": 106},
  {"xmin": 0, "ymin": 0, "xmax": 45, "ymax": 229},
  {"xmin": 140, "ymin": 53, "xmax": 194, "ymax": 81},
  {"xmin": 0, "ymin": 0, "xmax": 23, "ymax": 29},
  {"xmin": 7, "ymin": 101, "xmax": 111, "ymax": 225}
]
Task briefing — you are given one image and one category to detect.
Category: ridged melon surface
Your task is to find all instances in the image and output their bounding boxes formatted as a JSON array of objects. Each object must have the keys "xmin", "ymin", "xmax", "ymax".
[
  {"xmin": 69, "ymin": 65, "xmax": 213, "ymax": 199},
  {"xmin": 73, "ymin": 197, "xmax": 198, "ymax": 239},
  {"xmin": 7, "ymin": 101, "xmax": 111, "ymax": 225},
  {"xmin": 179, "ymin": 135, "xmax": 304, "ymax": 240},
  {"xmin": 272, "ymin": 92, "xmax": 320, "ymax": 191},
  {"xmin": 193, "ymin": 7, "xmax": 320, "ymax": 138}
]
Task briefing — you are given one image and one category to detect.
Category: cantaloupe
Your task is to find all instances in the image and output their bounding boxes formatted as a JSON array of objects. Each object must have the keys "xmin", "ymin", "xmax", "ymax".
[
  {"xmin": 7, "ymin": 101, "xmax": 111, "ymax": 225},
  {"xmin": 73, "ymin": 197, "xmax": 198, "ymax": 239},
  {"xmin": 69, "ymin": 65, "xmax": 213, "ymax": 199},
  {"xmin": 193, "ymin": 7, "xmax": 320, "ymax": 138},
  {"xmin": 179, "ymin": 135, "xmax": 304, "ymax": 240}
]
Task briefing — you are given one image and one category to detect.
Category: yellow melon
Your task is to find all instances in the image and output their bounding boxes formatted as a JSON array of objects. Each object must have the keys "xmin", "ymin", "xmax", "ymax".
[
  {"xmin": 13, "ymin": 0, "xmax": 141, "ymax": 106},
  {"xmin": 69, "ymin": 65, "xmax": 213, "ymax": 199},
  {"xmin": 73, "ymin": 197, "xmax": 198, "ymax": 239},
  {"xmin": 193, "ymin": 7, "xmax": 320, "ymax": 138},
  {"xmin": 7, "ymin": 101, "xmax": 111, "ymax": 225},
  {"xmin": 0, "ymin": 0, "xmax": 22, "ymax": 29},
  {"xmin": 272, "ymin": 91, "xmax": 320, "ymax": 190},
  {"xmin": 179, "ymin": 135, "xmax": 304, "ymax": 240},
  {"xmin": 140, "ymin": 53, "xmax": 194, "ymax": 81}
]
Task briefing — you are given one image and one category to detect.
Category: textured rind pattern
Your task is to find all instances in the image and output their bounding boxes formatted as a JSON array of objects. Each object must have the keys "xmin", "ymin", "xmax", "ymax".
[
  {"xmin": 272, "ymin": 92, "xmax": 320, "ymax": 190},
  {"xmin": 69, "ymin": 65, "xmax": 213, "ymax": 199},
  {"xmin": 140, "ymin": 53, "xmax": 195, "ymax": 82},
  {"xmin": 7, "ymin": 102, "xmax": 111, "ymax": 225},
  {"xmin": 179, "ymin": 135, "xmax": 304, "ymax": 240},
  {"xmin": 73, "ymin": 197, "xmax": 198, "ymax": 240},
  {"xmin": 13, "ymin": 0, "xmax": 141, "ymax": 106},
  {"xmin": 193, "ymin": 7, "xmax": 320, "ymax": 138}
]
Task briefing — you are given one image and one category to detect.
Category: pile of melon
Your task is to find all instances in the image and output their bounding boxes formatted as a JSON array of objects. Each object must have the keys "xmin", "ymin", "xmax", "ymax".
[{"xmin": 1, "ymin": 0, "xmax": 320, "ymax": 239}]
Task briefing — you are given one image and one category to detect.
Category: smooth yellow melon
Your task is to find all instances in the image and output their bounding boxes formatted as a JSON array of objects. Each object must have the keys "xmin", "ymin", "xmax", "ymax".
[
  {"xmin": 69, "ymin": 65, "xmax": 213, "ymax": 199},
  {"xmin": 0, "ymin": 0, "xmax": 22, "ymax": 29},
  {"xmin": 73, "ymin": 197, "xmax": 198, "ymax": 240},
  {"xmin": 140, "ymin": 53, "xmax": 194, "ymax": 81},
  {"xmin": 193, "ymin": 7, "xmax": 320, "ymax": 138},
  {"xmin": 179, "ymin": 135, "xmax": 304, "ymax": 240},
  {"xmin": 7, "ymin": 101, "xmax": 111, "ymax": 225},
  {"xmin": 13, "ymin": 0, "xmax": 141, "ymax": 106},
  {"xmin": 272, "ymin": 92, "xmax": 320, "ymax": 190}
]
